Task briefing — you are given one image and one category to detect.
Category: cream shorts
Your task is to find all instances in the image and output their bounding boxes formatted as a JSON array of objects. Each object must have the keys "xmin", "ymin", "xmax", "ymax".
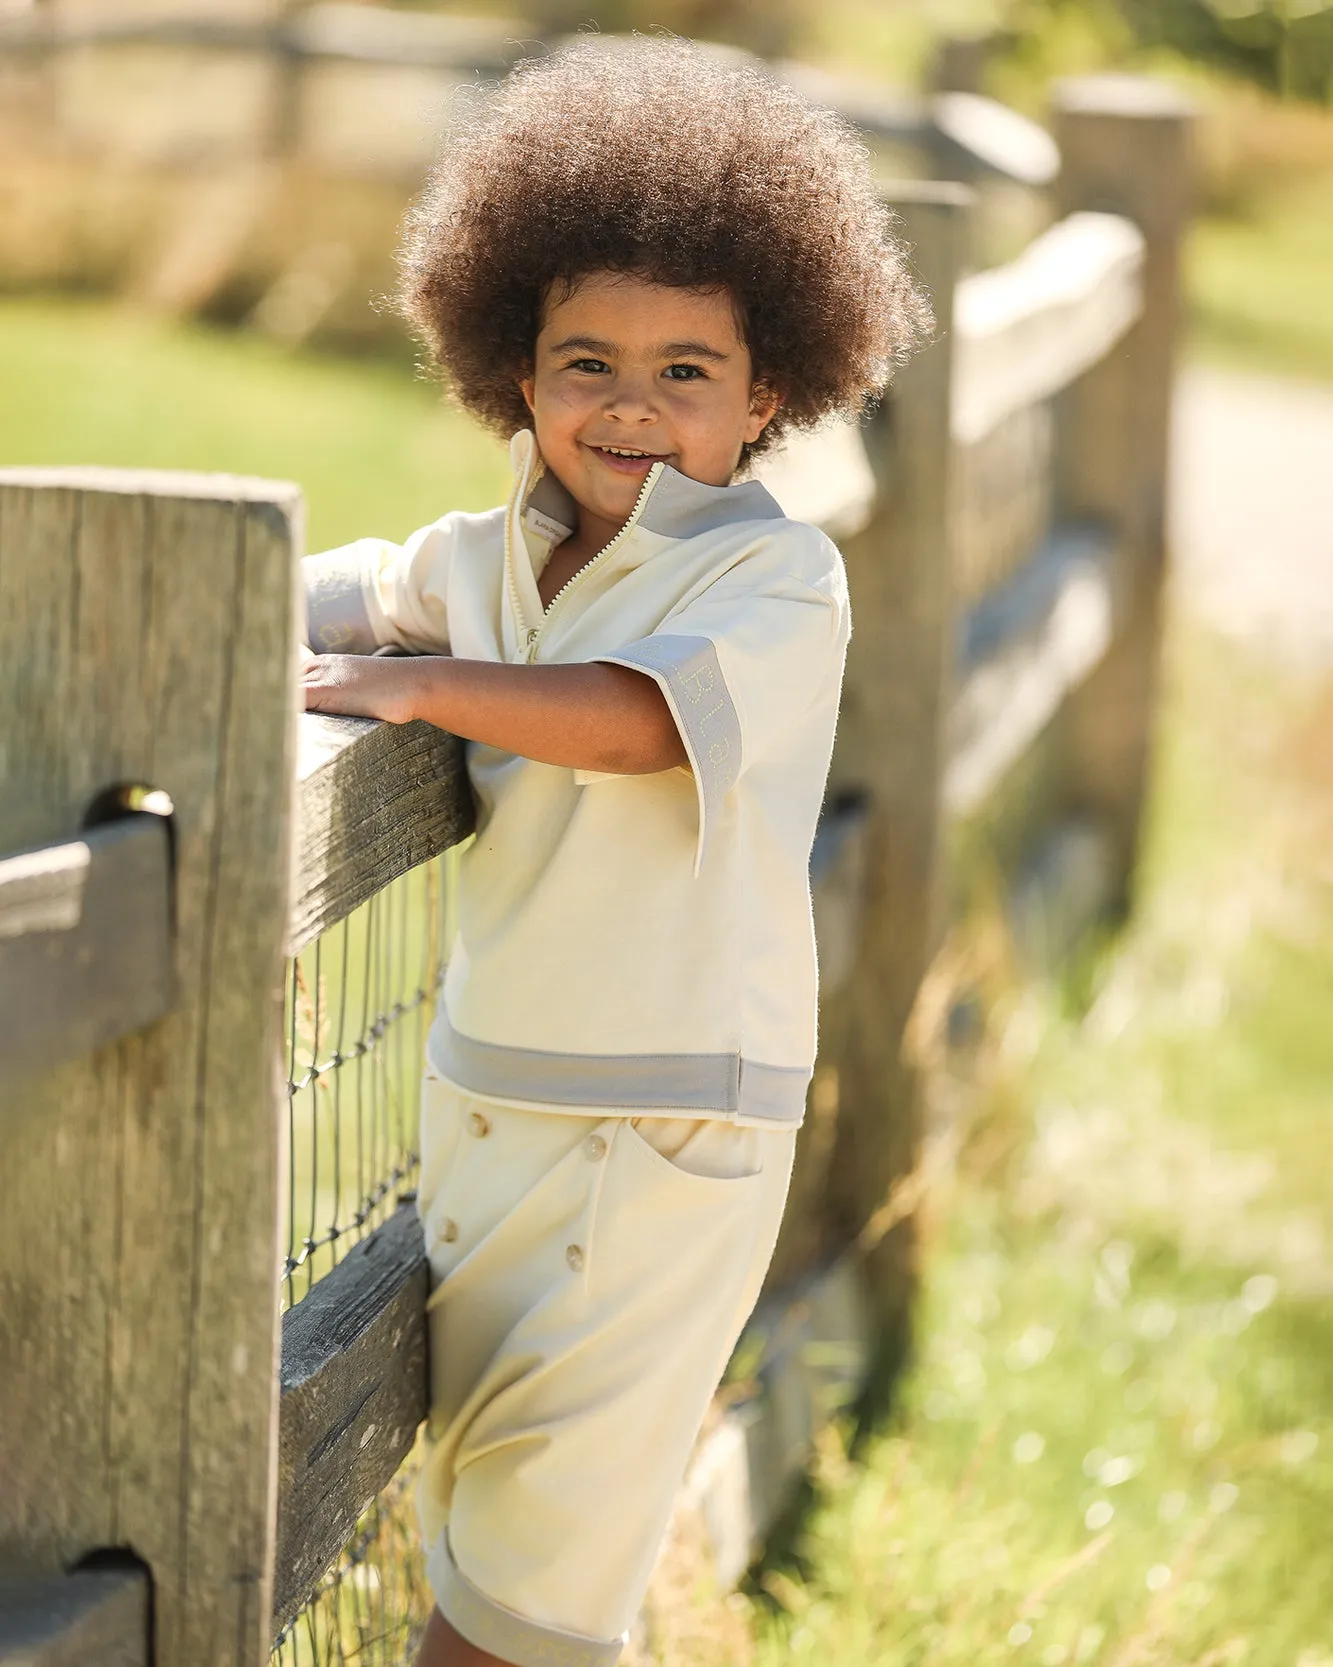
[{"xmin": 415, "ymin": 1074, "xmax": 796, "ymax": 1667}]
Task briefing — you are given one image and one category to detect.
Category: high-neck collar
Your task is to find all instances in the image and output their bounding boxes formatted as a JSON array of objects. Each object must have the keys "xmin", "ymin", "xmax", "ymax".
[{"xmin": 507, "ymin": 429, "xmax": 785, "ymax": 548}]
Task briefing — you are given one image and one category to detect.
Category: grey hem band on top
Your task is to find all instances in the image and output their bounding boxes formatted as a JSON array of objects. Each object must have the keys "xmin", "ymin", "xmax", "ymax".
[
  {"xmin": 428, "ymin": 1534, "xmax": 626, "ymax": 1667},
  {"xmin": 429, "ymin": 1013, "xmax": 811, "ymax": 1126}
]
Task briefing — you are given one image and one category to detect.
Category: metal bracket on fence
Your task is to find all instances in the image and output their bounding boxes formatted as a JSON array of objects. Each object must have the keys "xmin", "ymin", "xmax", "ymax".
[{"xmin": 0, "ymin": 808, "xmax": 174, "ymax": 1084}]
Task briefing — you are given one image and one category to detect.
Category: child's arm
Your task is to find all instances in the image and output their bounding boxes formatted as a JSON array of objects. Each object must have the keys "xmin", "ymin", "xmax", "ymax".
[
  {"xmin": 304, "ymin": 521, "xmax": 453, "ymax": 657},
  {"xmin": 301, "ymin": 652, "xmax": 687, "ymax": 776}
]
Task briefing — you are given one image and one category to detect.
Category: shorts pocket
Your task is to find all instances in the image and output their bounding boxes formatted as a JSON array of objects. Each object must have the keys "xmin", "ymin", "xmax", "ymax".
[{"xmin": 622, "ymin": 1116, "xmax": 764, "ymax": 1183}]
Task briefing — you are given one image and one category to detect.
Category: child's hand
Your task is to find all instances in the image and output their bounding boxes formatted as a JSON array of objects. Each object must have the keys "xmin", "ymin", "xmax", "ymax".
[{"xmin": 300, "ymin": 653, "xmax": 419, "ymax": 726}]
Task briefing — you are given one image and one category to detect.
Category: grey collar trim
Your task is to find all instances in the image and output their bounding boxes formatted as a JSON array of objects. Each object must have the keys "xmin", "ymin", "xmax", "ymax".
[
  {"xmin": 514, "ymin": 432, "xmax": 786, "ymax": 546},
  {"xmin": 636, "ymin": 463, "xmax": 784, "ymax": 540}
]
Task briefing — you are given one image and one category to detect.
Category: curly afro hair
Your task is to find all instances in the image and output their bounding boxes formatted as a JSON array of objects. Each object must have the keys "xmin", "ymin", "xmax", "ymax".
[{"xmin": 398, "ymin": 36, "xmax": 933, "ymax": 456}]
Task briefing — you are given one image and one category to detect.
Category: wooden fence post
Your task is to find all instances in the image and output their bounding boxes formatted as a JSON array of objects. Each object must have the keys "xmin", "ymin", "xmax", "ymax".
[
  {"xmin": 818, "ymin": 184, "xmax": 971, "ymax": 1395},
  {"xmin": 0, "ymin": 467, "xmax": 300, "ymax": 1666},
  {"xmin": 1050, "ymin": 77, "xmax": 1194, "ymax": 910}
]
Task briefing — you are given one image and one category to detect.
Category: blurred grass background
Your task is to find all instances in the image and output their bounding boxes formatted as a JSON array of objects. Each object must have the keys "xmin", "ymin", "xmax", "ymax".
[
  {"xmin": 2, "ymin": 2, "xmax": 1331, "ymax": 1662},
  {"xmin": 736, "ymin": 630, "xmax": 1333, "ymax": 1667},
  {"xmin": 0, "ymin": 296, "xmax": 507, "ymax": 550}
]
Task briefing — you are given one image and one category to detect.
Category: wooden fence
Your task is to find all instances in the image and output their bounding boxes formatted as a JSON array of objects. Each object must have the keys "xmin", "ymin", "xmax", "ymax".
[
  {"xmin": 0, "ymin": 6, "xmax": 1058, "ymax": 335},
  {"xmin": 0, "ymin": 73, "xmax": 1191, "ymax": 1667},
  {"xmin": 0, "ymin": 4, "xmax": 1056, "ymax": 186}
]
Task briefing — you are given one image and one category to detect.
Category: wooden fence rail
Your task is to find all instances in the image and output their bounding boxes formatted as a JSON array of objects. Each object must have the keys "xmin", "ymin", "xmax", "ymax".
[
  {"xmin": 0, "ymin": 7, "xmax": 1055, "ymax": 188},
  {"xmin": 0, "ymin": 73, "xmax": 1191, "ymax": 1666},
  {"xmin": 0, "ymin": 12, "xmax": 1058, "ymax": 334}
]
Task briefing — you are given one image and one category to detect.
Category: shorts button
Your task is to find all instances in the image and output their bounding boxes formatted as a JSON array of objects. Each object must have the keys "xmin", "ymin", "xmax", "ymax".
[
  {"xmin": 440, "ymin": 1218, "xmax": 459, "ymax": 1244},
  {"xmin": 467, "ymin": 1110, "xmax": 490, "ymax": 1139},
  {"xmin": 566, "ymin": 1244, "xmax": 585, "ymax": 1272},
  {"xmin": 584, "ymin": 1133, "xmax": 606, "ymax": 1162}
]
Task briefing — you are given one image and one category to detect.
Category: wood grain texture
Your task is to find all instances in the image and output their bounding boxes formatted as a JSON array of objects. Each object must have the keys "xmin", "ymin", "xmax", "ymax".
[
  {"xmin": 787, "ymin": 187, "xmax": 971, "ymax": 1357},
  {"xmin": 0, "ymin": 465, "xmax": 300, "ymax": 1667},
  {"xmin": 952, "ymin": 399, "xmax": 1054, "ymax": 607},
  {"xmin": 274, "ymin": 1205, "xmax": 428, "ymax": 1636},
  {"xmin": 946, "ymin": 522, "xmax": 1117, "ymax": 816},
  {"xmin": 290, "ymin": 713, "xmax": 473, "ymax": 956},
  {"xmin": 952, "ymin": 211, "xmax": 1145, "ymax": 444},
  {"xmin": 0, "ymin": 1567, "xmax": 149, "ymax": 1667},
  {"xmin": 0, "ymin": 814, "xmax": 172, "ymax": 1083},
  {"xmin": 1049, "ymin": 78, "xmax": 1194, "ymax": 910}
]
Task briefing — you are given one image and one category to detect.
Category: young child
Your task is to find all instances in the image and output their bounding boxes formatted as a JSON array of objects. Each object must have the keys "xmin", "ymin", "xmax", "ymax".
[{"xmin": 300, "ymin": 36, "xmax": 928, "ymax": 1667}]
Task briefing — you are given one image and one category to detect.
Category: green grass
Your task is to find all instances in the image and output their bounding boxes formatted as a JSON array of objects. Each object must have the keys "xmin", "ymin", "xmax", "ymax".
[
  {"xmin": 1188, "ymin": 171, "xmax": 1333, "ymax": 384},
  {"xmin": 739, "ymin": 630, "xmax": 1333, "ymax": 1667},
  {"xmin": 0, "ymin": 295, "xmax": 508, "ymax": 551}
]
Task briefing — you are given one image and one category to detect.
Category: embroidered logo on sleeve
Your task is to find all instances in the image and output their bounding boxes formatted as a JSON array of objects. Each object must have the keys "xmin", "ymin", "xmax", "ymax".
[
  {"xmin": 674, "ymin": 648, "xmax": 738, "ymax": 794},
  {"xmin": 317, "ymin": 620, "xmax": 356, "ymax": 650}
]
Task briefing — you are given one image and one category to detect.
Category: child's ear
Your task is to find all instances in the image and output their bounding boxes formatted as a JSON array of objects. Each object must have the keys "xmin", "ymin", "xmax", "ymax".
[
  {"xmin": 519, "ymin": 371, "xmax": 536, "ymax": 416},
  {"xmin": 744, "ymin": 381, "xmax": 782, "ymax": 445}
]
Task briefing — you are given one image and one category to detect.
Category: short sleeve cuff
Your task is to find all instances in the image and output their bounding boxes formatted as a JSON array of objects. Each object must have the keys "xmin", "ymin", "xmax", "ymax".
[
  {"xmin": 596, "ymin": 633, "xmax": 741, "ymax": 877},
  {"xmin": 303, "ymin": 550, "xmax": 381, "ymax": 654}
]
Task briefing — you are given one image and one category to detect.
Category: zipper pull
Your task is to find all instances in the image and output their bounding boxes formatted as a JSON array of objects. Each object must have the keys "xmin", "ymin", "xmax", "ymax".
[{"xmin": 522, "ymin": 627, "xmax": 540, "ymax": 663}]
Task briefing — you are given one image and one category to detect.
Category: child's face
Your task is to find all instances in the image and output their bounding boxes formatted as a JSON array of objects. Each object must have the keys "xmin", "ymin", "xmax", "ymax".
[{"xmin": 520, "ymin": 272, "xmax": 779, "ymax": 535}]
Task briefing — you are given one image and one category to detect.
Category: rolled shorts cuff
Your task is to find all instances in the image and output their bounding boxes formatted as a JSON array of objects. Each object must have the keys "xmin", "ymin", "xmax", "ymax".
[{"xmin": 427, "ymin": 1532, "xmax": 626, "ymax": 1667}]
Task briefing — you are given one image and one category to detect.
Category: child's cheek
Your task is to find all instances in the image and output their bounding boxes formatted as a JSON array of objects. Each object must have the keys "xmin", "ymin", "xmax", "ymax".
[{"xmin": 543, "ymin": 380, "xmax": 593, "ymax": 426}]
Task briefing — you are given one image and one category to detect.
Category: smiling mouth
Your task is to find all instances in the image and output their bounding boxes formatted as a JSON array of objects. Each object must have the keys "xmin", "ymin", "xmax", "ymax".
[{"xmin": 589, "ymin": 444, "xmax": 668, "ymax": 464}]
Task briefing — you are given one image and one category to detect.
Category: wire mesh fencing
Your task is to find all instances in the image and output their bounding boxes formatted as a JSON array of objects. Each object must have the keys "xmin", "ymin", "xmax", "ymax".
[
  {"xmin": 282, "ymin": 855, "xmax": 449, "ymax": 1308},
  {"xmin": 273, "ymin": 852, "xmax": 452, "ymax": 1663},
  {"xmin": 270, "ymin": 1453, "xmax": 430, "ymax": 1666}
]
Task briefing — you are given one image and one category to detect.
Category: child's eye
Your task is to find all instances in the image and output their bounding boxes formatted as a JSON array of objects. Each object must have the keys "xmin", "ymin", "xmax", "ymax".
[
  {"xmin": 663, "ymin": 363, "xmax": 705, "ymax": 381},
  {"xmin": 566, "ymin": 357, "xmax": 608, "ymax": 374}
]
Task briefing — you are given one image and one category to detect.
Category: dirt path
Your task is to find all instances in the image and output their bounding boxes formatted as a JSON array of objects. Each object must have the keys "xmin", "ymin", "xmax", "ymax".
[{"xmin": 1170, "ymin": 363, "xmax": 1333, "ymax": 669}]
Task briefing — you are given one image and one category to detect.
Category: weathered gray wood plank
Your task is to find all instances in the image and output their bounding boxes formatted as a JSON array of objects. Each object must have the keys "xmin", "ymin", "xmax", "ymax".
[
  {"xmin": 274, "ymin": 1204, "xmax": 428, "ymax": 1637},
  {"xmin": 776, "ymin": 61, "xmax": 1060, "ymax": 187},
  {"xmin": 1050, "ymin": 78, "xmax": 1194, "ymax": 911},
  {"xmin": 0, "ymin": 1566, "xmax": 149, "ymax": 1667},
  {"xmin": 0, "ymin": 5, "xmax": 514, "ymax": 71},
  {"xmin": 946, "ymin": 522, "xmax": 1118, "ymax": 816},
  {"xmin": 287, "ymin": 3, "xmax": 514, "ymax": 71},
  {"xmin": 753, "ymin": 419, "xmax": 877, "ymax": 544},
  {"xmin": 290, "ymin": 713, "xmax": 474, "ymax": 956},
  {"xmin": 952, "ymin": 211, "xmax": 1145, "ymax": 445},
  {"xmin": 0, "ymin": 464, "xmax": 298, "ymax": 1667},
  {"xmin": 0, "ymin": 814, "xmax": 172, "ymax": 1083},
  {"xmin": 931, "ymin": 88, "xmax": 1061, "ymax": 187},
  {"xmin": 791, "ymin": 186, "xmax": 970, "ymax": 1356}
]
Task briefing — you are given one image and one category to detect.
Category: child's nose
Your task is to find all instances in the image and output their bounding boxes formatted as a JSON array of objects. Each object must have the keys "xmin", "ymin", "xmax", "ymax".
[{"xmin": 603, "ymin": 371, "xmax": 658, "ymax": 423}]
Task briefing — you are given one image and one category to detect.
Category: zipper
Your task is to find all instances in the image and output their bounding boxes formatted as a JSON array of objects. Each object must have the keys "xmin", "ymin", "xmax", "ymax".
[
  {"xmin": 504, "ymin": 442, "xmax": 540, "ymax": 662},
  {"xmin": 519, "ymin": 462, "xmax": 663, "ymax": 664}
]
